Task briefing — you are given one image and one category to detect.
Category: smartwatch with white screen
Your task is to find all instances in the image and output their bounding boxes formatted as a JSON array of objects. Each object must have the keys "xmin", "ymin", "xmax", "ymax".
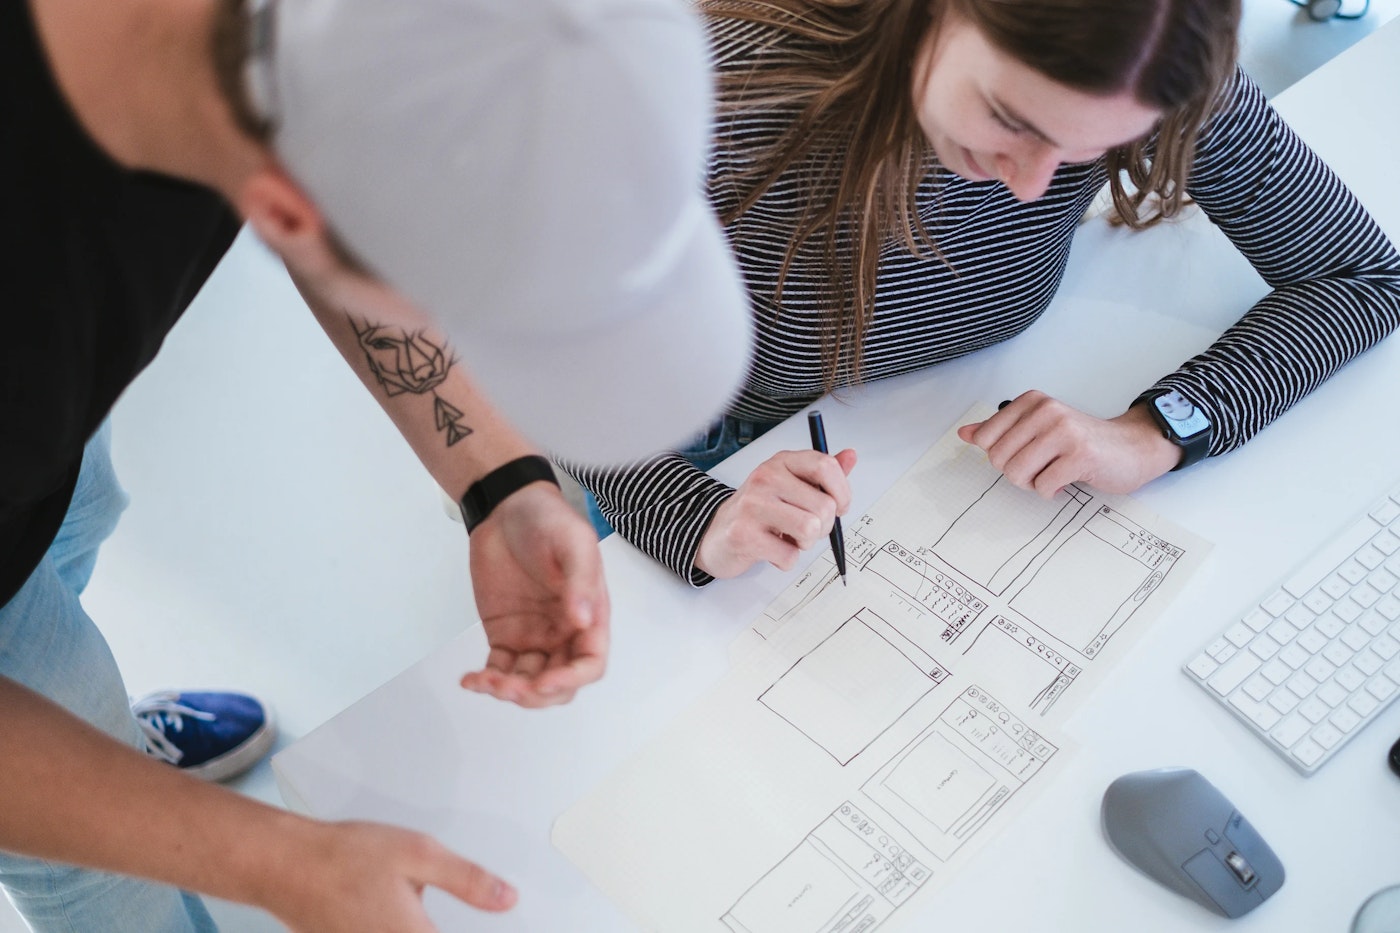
[{"xmin": 1148, "ymin": 389, "xmax": 1212, "ymax": 471}]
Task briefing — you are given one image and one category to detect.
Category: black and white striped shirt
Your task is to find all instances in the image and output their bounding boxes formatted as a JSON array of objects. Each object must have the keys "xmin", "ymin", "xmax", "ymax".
[{"xmin": 568, "ymin": 17, "xmax": 1400, "ymax": 585}]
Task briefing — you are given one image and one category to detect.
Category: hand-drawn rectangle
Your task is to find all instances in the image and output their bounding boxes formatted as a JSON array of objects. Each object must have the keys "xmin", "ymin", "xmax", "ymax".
[
  {"xmin": 759, "ymin": 612, "xmax": 939, "ymax": 765},
  {"xmin": 722, "ymin": 802, "xmax": 930, "ymax": 933},
  {"xmin": 933, "ymin": 478, "xmax": 1092, "ymax": 595},
  {"xmin": 1009, "ymin": 507, "xmax": 1181, "ymax": 657},
  {"xmin": 879, "ymin": 732, "xmax": 995, "ymax": 833}
]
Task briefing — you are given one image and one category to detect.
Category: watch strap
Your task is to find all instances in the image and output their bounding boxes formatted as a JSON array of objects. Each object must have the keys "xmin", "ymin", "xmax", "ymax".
[{"xmin": 458, "ymin": 455, "xmax": 559, "ymax": 533}]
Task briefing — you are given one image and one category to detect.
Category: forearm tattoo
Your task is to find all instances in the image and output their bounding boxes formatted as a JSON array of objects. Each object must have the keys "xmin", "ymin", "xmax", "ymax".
[{"xmin": 353, "ymin": 318, "xmax": 474, "ymax": 447}]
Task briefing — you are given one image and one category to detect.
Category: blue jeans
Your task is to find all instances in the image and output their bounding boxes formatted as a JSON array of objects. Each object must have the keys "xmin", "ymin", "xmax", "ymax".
[
  {"xmin": 0, "ymin": 423, "xmax": 217, "ymax": 932},
  {"xmin": 584, "ymin": 414, "xmax": 782, "ymax": 538}
]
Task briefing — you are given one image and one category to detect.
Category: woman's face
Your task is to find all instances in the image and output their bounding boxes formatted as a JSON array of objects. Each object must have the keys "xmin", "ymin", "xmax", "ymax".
[{"xmin": 911, "ymin": 14, "xmax": 1163, "ymax": 201}]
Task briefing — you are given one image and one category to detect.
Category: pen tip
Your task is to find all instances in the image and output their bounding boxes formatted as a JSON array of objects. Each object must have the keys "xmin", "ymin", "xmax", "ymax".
[{"xmin": 841, "ymin": 574, "xmax": 847, "ymax": 587}]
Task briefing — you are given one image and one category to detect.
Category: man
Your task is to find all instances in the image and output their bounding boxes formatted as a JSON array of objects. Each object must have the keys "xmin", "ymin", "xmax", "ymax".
[{"xmin": 1, "ymin": 0, "xmax": 751, "ymax": 928}]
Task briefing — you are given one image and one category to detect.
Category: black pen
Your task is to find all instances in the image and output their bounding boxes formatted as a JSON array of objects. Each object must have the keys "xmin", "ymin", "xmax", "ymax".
[{"xmin": 807, "ymin": 410, "xmax": 848, "ymax": 587}]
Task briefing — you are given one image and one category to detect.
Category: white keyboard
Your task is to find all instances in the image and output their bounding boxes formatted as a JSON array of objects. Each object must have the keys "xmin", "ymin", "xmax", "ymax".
[{"xmin": 1185, "ymin": 482, "xmax": 1400, "ymax": 775}]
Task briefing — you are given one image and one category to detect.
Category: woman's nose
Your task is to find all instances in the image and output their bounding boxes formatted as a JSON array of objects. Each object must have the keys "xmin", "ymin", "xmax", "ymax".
[{"xmin": 995, "ymin": 146, "xmax": 1061, "ymax": 202}]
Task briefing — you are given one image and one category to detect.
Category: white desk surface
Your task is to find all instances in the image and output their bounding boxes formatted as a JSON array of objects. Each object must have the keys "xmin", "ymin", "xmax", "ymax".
[{"xmin": 271, "ymin": 20, "xmax": 1400, "ymax": 932}]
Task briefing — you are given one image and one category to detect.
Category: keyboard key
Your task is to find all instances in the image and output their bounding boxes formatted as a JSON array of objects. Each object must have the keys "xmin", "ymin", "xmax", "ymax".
[
  {"xmin": 1224, "ymin": 623, "xmax": 1254, "ymax": 648},
  {"xmin": 1342, "ymin": 625, "xmax": 1372, "ymax": 651},
  {"xmin": 1186, "ymin": 653, "xmax": 1218, "ymax": 680},
  {"xmin": 1297, "ymin": 627, "xmax": 1328, "ymax": 654},
  {"xmin": 1378, "ymin": 596, "xmax": 1400, "ymax": 621},
  {"xmin": 1312, "ymin": 723, "xmax": 1343, "ymax": 750},
  {"xmin": 1323, "ymin": 643, "xmax": 1354, "ymax": 668},
  {"xmin": 1263, "ymin": 590, "xmax": 1295, "ymax": 616},
  {"xmin": 1279, "ymin": 643, "xmax": 1311, "ymax": 670},
  {"xmin": 1356, "ymin": 650, "xmax": 1384, "ymax": 676},
  {"xmin": 1374, "ymin": 635, "xmax": 1400, "ymax": 660},
  {"xmin": 1243, "ymin": 608, "xmax": 1272, "ymax": 632},
  {"xmin": 1267, "ymin": 619, "xmax": 1299, "ymax": 645},
  {"xmin": 1323, "ymin": 574, "xmax": 1352, "ymax": 599},
  {"xmin": 1207, "ymin": 638, "xmax": 1235, "ymax": 661},
  {"xmin": 1330, "ymin": 707, "xmax": 1362, "ymax": 733},
  {"xmin": 1373, "ymin": 501, "xmax": 1400, "ymax": 525},
  {"xmin": 1374, "ymin": 528, "xmax": 1400, "ymax": 555},
  {"xmin": 1243, "ymin": 675, "xmax": 1273, "ymax": 702},
  {"xmin": 1316, "ymin": 612, "xmax": 1346, "ymax": 638},
  {"xmin": 1208, "ymin": 653, "xmax": 1261, "ymax": 695},
  {"xmin": 1341, "ymin": 561, "xmax": 1369, "ymax": 585},
  {"xmin": 1229, "ymin": 694, "xmax": 1281, "ymax": 731},
  {"xmin": 1303, "ymin": 590, "xmax": 1334, "ymax": 614},
  {"xmin": 1261, "ymin": 659, "xmax": 1292, "ymax": 685},
  {"xmin": 1249, "ymin": 635, "xmax": 1281, "ymax": 660},
  {"xmin": 1358, "ymin": 546, "xmax": 1386, "ymax": 570},
  {"xmin": 1269, "ymin": 690, "xmax": 1300, "ymax": 714},
  {"xmin": 1349, "ymin": 692, "xmax": 1381, "ymax": 717},
  {"xmin": 1336, "ymin": 664, "xmax": 1366, "ymax": 692},
  {"xmin": 1286, "ymin": 604, "xmax": 1317, "ymax": 628},
  {"xmin": 1336, "ymin": 599, "xmax": 1364, "ymax": 623},
  {"xmin": 1370, "ymin": 568, "xmax": 1398, "ymax": 593},
  {"xmin": 1353, "ymin": 584, "xmax": 1381, "ymax": 608},
  {"xmin": 1299, "ymin": 697, "xmax": 1329, "ymax": 723},
  {"xmin": 1365, "ymin": 675, "xmax": 1397, "ymax": 701},
  {"xmin": 1304, "ymin": 657, "xmax": 1336, "ymax": 683},
  {"xmin": 1316, "ymin": 680, "xmax": 1348, "ymax": 709},
  {"xmin": 1361, "ymin": 612, "xmax": 1389, "ymax": 637},
  {"xmin": 1271, "ymin": 714, "xmax": 1311, "ymax": 747},
  {"xmin": 1292, "ymin": 739, "xmax": 1326, "ymax": 768}
]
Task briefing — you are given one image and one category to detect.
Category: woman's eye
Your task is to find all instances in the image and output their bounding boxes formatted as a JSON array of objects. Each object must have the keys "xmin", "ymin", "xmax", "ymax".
[{"xmin": 991, "ymin": 110, "xmax": 1024, "ymax": 134}]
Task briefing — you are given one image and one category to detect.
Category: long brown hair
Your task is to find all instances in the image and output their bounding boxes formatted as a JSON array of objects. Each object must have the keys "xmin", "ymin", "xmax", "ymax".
[{"xmin": 700, "ymin": 0, "xmax": 1240, "ymax": 387}]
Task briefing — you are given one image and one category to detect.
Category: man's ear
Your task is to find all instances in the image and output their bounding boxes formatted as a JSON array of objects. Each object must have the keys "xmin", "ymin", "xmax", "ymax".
[{"xmin": 238, "ymin": 166, "xmax": 329, "ymax": 269}]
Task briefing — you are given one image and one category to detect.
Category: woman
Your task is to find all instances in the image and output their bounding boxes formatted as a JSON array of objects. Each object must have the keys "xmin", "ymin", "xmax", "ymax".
[{"xmin": 567, "ymin": 0, "xmax": 1400, "ymax": 585}]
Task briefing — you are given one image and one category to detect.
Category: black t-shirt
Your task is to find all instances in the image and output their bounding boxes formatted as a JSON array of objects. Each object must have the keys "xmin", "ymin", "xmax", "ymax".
[{"xmin": 2, "ymin": 0, "xmax": 241, "ymax": 606}]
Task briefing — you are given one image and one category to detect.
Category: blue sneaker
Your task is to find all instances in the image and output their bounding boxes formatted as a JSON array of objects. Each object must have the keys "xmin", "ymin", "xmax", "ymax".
[{"xmin": 133, "ymin": 691, "xmax": 277, "ymax": 782}]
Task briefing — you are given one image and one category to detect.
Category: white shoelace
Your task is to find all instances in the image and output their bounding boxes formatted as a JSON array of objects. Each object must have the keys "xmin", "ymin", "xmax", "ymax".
[{"xmin": 132, "ymin": 692, "xmax": 215, "ymax": 765}]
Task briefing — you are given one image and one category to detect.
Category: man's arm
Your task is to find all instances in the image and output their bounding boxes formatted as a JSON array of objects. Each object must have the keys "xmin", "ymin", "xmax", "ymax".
[
  {"xmin": 0, "ymin": 677, "xmax": 514, "ymax": 928},
  {"xmin": 290, "ymin": 270, "xmax": 609, "ymax": 707}
]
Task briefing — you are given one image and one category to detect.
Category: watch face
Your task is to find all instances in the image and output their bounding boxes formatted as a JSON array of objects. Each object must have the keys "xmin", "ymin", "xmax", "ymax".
[{"xmin": 1154, "ymin": 390, "xmax": 1210, "ymax": 439}]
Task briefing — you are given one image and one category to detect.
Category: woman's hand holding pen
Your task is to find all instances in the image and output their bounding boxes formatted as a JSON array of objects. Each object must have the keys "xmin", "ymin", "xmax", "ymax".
[
  {"xmin": 957, "ymin": 390, "xmax": 1181, "ymax": 497},
  {"xmin": 695, "ymin": 448, "xmax": 857, "ymax": 579}
]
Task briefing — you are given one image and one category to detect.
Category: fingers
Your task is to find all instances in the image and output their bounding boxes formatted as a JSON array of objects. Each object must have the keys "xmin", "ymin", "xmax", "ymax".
[
  {"xmin": 410, "ymin": 838, "xmax": 517, "ymax": 913},
  {"xmin": 547, "ymin": 521, "xmax": 607, "ymax": 632},
  {"xmin": 695, "ymin": 449, "xmax": 855, "ymax": 578},
  {"xmin": 459, "ymin": 617, "xmax": 609, "ymax": 708},
  {"xmin": 960, "ymin": 392, "xmax": 1074, "ymax": 497}
]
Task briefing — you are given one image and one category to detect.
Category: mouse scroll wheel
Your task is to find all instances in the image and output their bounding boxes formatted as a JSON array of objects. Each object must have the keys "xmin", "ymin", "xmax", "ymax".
[{"xmin": 1225, "ymin": 851, "xmax": 1257, "ymax": 887}]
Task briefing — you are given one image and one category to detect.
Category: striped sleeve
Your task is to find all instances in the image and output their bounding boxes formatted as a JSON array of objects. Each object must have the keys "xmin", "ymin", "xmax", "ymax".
[
  {"xmin": 1145, "ymin": 67, "xmax": 1400, "ymax": 451},
  {"xmin": 560, "ymin": 454, "xmax": 732, "ymax": 585}
]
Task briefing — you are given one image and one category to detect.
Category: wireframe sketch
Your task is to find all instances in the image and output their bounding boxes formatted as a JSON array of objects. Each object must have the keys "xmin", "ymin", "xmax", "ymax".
[
  {"xmin": 860, "ymin": 542, "xmax": 988, "ymax": 646},
  {"xmin": 553, "ymin": 405, "xmax": 1209, "ymax": 933},
  {"xmin": 722, "ymin": 685, "xmax": 1056, "ymax": 932},
  {"xmin": 956, "ymin": 616, "xmax": 1083, "ymax": 716},
  {"xmin": 759, "ymin": 609, "xmax": 950, "ymax": 765},
  {"xmin": 933, "ymin": 478, "xmax": 1093, "ymax": 595},
  {"xmin": 1007, "ymin": 506, "xmax": 1181, "ymax": 657},
  {"xmin": 860, "ymin": 685, "xmax": 1057, "ymax": 862},
  {"xmin": 721, "ymin": 801, "xmax": 930, "ymax": 933}
]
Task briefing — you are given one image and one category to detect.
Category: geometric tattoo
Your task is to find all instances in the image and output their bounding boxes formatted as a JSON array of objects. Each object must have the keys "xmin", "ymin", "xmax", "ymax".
[{"xmin": 352, "ymin": 318, "xmax": 474, "ymax": 447}]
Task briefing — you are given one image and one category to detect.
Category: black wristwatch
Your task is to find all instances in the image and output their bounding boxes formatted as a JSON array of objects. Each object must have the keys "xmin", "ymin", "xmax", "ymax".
[
  {"xmin": 458, "ymin": 455, "xmax": 560, "ymax": 533},
  {"xmin": 1146, "ymin": 389, "xmax": 1212, "ymax": 471}
]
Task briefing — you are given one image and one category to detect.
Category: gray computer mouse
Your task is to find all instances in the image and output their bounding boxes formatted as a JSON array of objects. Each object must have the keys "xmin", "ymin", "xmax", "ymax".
[{"xmin": 1101, "ymin": 767, "xmax": 1284, "ymax": 918}]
